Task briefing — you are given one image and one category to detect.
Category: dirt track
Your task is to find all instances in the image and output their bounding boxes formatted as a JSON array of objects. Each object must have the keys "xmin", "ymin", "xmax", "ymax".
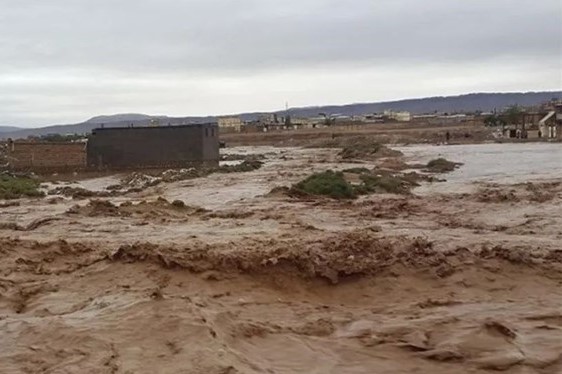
[{"xmin": 1, "ymin": 144, "xmax": 562, "ymax": 373}]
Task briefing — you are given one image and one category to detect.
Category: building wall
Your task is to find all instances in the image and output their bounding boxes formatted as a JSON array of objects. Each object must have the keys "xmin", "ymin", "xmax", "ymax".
[
  {"xmin": 87, "ymin": 124, "xmax": 219, "ymax": 169},
  {"xmin": 258, "ymin": 113, "xmax": 279, "ymax": 125},
  {"xmin": 202, "ymin": 125, "xmax": 220, "ymax": 163},
  {"xmin": 291, "ymin": 117, "xmax": 319, "ymax": 127},
  {"xmin": 383, "ymin": 110, "xmax": 412, "ymax": 122},
  {"xmin": 217, "ymin": 117, "xmax": 242, "ymax": 132},
  {"xmin": 6, "ymin": 142, "xmax": 86, "ymax": 171}
]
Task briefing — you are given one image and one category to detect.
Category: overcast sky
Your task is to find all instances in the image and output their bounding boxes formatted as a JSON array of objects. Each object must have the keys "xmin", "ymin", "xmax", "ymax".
[{"xmin": 1, "ymin": 0, "xmax": 561, "ymax": 127}]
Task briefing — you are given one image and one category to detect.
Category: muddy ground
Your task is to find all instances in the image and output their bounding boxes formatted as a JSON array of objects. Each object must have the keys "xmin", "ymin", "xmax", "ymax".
[
  {"xmin": 220, "ymin": 121, "xmax": 493, "ymax": 147},
  {"xmin": 1, "ymin": 143, "xmax": 561, "ymax": 374}
]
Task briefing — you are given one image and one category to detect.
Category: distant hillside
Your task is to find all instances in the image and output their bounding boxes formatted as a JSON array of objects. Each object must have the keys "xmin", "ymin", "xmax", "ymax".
[
  {"xmin": 85, "ymin": 113, "xmax": 156, "ymax": 124},
  {"xmin": 279, "ymin": 91, "xmax": 562, "ymax": 118},
  {"xmin": 0, "ymin": 126, "xmax": 21, "ymax": 133},
  {"xmin": 1, "ymin": 91, "xmax": 560, "ymax": 139}
]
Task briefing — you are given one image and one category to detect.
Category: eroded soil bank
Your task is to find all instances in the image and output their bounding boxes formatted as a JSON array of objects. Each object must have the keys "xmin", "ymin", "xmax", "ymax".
[{"xmin": 1, "ymin": 143, "xmax": 561, "ymax": 373}]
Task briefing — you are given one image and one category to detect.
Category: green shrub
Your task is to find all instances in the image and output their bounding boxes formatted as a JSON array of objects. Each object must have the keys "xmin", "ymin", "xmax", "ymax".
[
  {"xmin": 426, "ymin": 158, "xmax": 461, "ymax": 173},
  {"xmin": 289, "ymin": 167, "xmax": 422, "ymax": 200},
  {"xmin": 340, "ymin": 142, "xmax": 383, "ymax": 159},
  {"xmin": 291, "ymin": 170, "xmax": 356, "ymax": 199},
  {"xmin": 0, "ymin": 175, "xmax": 44, "ymax": 200},
  {"xmin": 218, "ymin": 160, "xmax": 264, "ymax": 173},
  {"xmin": 358, "ymin": 174, "xmax": 411, "ymax": 194}
]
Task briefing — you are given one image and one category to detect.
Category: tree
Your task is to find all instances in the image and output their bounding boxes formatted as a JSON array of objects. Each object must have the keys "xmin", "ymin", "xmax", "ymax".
[
  {"xmin": 483, "ymin": 114, "xmax": 505, "ymax": 128},
  {"xmin": 504, "ymin": 105, "xmax": 523, "ymax": 125},
  {"xmin": 319, "ymin": 113, "xmax": 336, "ymax": 126},
  {"xmin": 31, "ymin": 133, "xmax": 86, "ymax": 143},
  {"xmin": 483, "ymin": 115, "xmax": 493, "ymax": 127}
]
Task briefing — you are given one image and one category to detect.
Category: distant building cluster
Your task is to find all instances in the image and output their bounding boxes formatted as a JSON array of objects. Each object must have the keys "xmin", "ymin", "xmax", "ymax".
[
  {"xmin": 215, "ymin": 108, "xmax": 477, "ymax": 134},
  {"xmin": 2, "ymin": 99, "xmax": 561, "ymax": 173},
  {"xmin": 383, "ymin": 110, "xmax": 412, "ymax": 122},
  {"xmin": 213, "ymin": 99, "xmax": 562, "ymax": 140},
  {"xmin": 485, "ymin": 100, "xmax": 562, "ymax": 140}
]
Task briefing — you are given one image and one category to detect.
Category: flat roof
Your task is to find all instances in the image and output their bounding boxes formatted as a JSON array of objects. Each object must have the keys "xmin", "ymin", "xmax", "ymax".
[{"xmin": 92, "ymin": 123, "xmax": 217, "ymax": 132}]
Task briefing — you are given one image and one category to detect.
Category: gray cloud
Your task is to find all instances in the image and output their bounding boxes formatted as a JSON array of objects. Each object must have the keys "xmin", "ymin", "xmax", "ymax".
[{"xmin": 1, "ymin": 0, "xmax": 561, "ymax": 126}]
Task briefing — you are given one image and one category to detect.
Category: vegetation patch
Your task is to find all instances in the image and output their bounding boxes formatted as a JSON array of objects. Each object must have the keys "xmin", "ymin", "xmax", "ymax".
[
  {"xmin": 0, "ymin": 174, "xmax": 44, "ymax": 200},
  {"xmin": 425, "ymin": 158, "xmax": 462, "ymax": 173},
  {"xmin": 356, "ymin": 173, "xmax": 417, "ymax": 195},
  {"xmin": 49, "ymin": 186, "xmax": 112, "ymax": 199},
  {"xmin": 29, "ymin": 133, "xmax": 86, "ymax": 143},
  {"xmin": 218, "ymin": 160, "xmax": 264, "ymax": 173},
  {"xmin": 220, "ymin": 153, "xmax": 266, "ymax": 162},
  {"xmin": 288, "ymin": 169, "xmax": 420, "ymax": 199},
  {"xmin": 339, "ymin": 139, "xmax": 403, "ymax": 160},
  {"xmin": 290, "ymin": 170, "xmax": 357, "ymax": 199}
]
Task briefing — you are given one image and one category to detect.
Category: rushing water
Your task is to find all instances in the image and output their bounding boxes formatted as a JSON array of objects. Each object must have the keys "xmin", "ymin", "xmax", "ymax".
[{"xmin": 396, "ymin": 143, "xmax": 562, "ymax": 193}]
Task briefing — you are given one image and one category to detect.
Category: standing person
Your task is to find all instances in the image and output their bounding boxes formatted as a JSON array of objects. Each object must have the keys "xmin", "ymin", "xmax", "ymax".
[{"xmin": 445, "ymin": 131, "xmax": 451, "ymax": 144}]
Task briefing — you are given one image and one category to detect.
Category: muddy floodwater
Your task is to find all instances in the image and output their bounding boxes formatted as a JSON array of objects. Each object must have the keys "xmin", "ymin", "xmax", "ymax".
[
  {"xmin": 399, "ymin": 142, "xmax": 562, "ymax": 193},
  {"xmin": 1, "ymin": 143, "xmax": 562, "ymax": 373}
]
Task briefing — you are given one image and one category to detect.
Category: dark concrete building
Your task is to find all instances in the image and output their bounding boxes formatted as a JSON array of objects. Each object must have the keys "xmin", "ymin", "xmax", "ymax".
[{"xmin": 87, "ymin": 124, "xmax": 219, "ymax": 169}]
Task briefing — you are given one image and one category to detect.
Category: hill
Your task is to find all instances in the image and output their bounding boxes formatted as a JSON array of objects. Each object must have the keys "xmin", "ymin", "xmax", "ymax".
[
  {"xmin": 0, "ymin": 116, "xmax": 214, "ymax": 140},
  {"xmin": 0, "ymin": 126, "xmax": 22, "ymax": 133},
  {"xmin": 279, "ymin": 92, "xmax": 562, "ymax": 118},
  {"xmin": 85, "ymin": 113, "xmax": 157, "ymax": 124},
  {"xmin": 1, "ymin": 91, "xmax": 560, "ymax": 139}
]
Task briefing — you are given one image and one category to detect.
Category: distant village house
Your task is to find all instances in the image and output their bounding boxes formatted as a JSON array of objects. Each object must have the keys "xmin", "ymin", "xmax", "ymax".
[
  {"xmin": 383, "ymin": 110, "xmax": 412, "ymax": 122},
  {"xmin": 217, "ymin": 116, "xmax": 243, "ymax": 133}
]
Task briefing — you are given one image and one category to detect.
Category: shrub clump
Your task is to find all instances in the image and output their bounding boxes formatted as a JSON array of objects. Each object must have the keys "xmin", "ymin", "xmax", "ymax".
[
  {"xmin": 290, "ymin": 171, "xmax": 357, "ymax": 199},
  {"xmin": 171, "ymin": 199, "xmax": 186, "ymax": 208},
  {"xmin": 339, "ymin": 140, "xmax": 402, "ymax": 160},
  {"xmin": 426, "ymin": 158, "xmax": 462, "ymax": 173},
  {"xmin": 344, "ymin": 168, "xmax": 422, "ymax": 194},
  {"xmin": 289, "ymin": 169, "xmax": 418, "ymax": 199},
  {"xmin": 356, "ymin": 174, "xmax": 416, "ymax": 195},
  {"xmin": 218, "ymin": 160, "xmax": 264, "ymax": 173},
  {"xmin": 0, "ymin": 175, "xmax": 45, "ymax": 200}
]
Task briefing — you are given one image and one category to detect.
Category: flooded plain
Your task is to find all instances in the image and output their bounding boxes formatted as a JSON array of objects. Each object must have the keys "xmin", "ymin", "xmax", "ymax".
[
  {"xmin": 399, "ymin": 142, "xmax": 562, "ymax": 193},
  {"xmin": 1, "ymin": 143, "xmax": 561, "ymax": 373}
]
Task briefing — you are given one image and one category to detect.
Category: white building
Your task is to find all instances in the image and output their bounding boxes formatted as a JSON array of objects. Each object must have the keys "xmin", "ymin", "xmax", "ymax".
[{"xmin": 384, "ymin": 110, "xmax": 412, "ymax": 122}]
